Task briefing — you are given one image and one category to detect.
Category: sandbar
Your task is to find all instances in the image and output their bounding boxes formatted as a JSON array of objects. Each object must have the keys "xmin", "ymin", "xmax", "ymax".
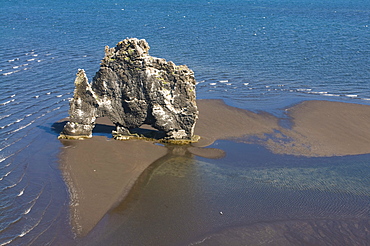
[
  {"xmin": 58, "ymin": 99, "xmax": 370, "ymax": 236},
  {"xmin": 266, "ymin": 100, "xmax": 370, "ymax": 156}
]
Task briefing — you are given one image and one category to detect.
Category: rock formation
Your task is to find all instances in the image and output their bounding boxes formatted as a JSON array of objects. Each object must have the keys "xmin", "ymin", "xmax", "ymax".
[{"xmin": 59, "ymin": 38, "xmax": 198, "ymax": 143}]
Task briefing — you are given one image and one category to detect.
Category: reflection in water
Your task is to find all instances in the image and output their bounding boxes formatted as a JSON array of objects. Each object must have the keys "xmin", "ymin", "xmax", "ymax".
[
  {"xmin": 0, "ymin": 124, "xmax": 74, "ymax": 245},
  {"xmin": 59, "ymin": 136, "xmax": 168, "ymax": 237},
  {"xmin": 81, "ymin": 141, "xmax": 370, "ymax": 245}
]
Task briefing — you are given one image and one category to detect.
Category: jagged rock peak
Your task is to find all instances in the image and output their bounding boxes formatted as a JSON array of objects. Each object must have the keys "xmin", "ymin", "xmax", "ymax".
[
  {"xmin": 102, "ymin": 38, "xmax": 150, "ymax": 63},
  {"xmin": 59, "ymin": 38, "xmax": 199, "ymax": 143}
]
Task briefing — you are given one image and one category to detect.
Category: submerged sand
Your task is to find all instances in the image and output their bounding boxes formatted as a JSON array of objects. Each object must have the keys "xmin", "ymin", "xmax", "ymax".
[
  {"xmin": 274, "ymin": 100, "xmax": 370, "ymax": 156},
  {"xmin": 59, "ymin": 99, "xmax": 370, "ymax": 236},
  {"xmin": 196, "ymin": 99, "xmax": 370, "ymax": 157}
]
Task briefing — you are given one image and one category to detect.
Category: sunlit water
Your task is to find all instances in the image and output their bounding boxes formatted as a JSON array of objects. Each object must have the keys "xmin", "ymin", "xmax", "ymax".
[{"xmin": 1, "ymin": 0, "xmax": 370, "ymax": 245}]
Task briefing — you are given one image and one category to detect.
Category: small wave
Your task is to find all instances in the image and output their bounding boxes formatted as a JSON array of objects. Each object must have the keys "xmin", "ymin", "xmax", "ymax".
[
  {"xmin": 0, "ymin": 121, "xmax": 17, "ymax": 129},
  {"xmin": 25, "ymin": 51, "xmax": 35, "ymax": 55},
  {"xmin": 13, "ymin": 64, "xmax": 29, "ymax": 69},
  {"xmin": 0, "ymin": 239, "xmax": 13, "ymax": 246},
  {"xmin": 29, "ymin": 186, "xmax": 44, "ymax": 204},
  {"xmin": 345, "ymin": 94, "xmax": 358, "ymax": 98},
  {"xmin": 1, "ymin": 214, "xmax": 43, "ymax": 245},
  {"xmin": 12, "ymin": 70, "xmax": 21, "ymax": 74},
  {"xmin": 219, "ymin": 80, "xmax": 229, "ymax": 83},
  {"xmin": 24, "ymin": 202, "xmax": 35, "ymax": 215},
  {"xmin": 2, "ymin": 72, "xmax": 14, "ymax": 76},
  {"xmin": 0, "ymin": 153, "xmax": 15, "ymax": 163},
  {"xmin": 0, "ymin": 215, "xmax": 22, "ymax": 233},
  {"xmin": 0, "ymin": 162, "xmax": 11, "ymax": 170},
  {"xmin": 56, "ymin": 95, "xmax": 63, "ymax": 98},
  {"xmin": 243, "ymin": 83, "xmax": 249, "ymax": 85},
  {"xmin": 297, "ymin": 88, "xmax": 312, "ymax": 92},
  {"xmin": 19, "ymin": 200, "xmax": 49, "ymax": 241},
  {"xmin": 188, "ymin": 235, "xmax": 213, "ymax": 245},
  {"xmin": 17, "ymin": 188, "xmax": 25, "ymax": 197},
  {"xmin": 0, "ymin": 171, "xmax": 12, "ymax": 181},
  {"xmin": 209, "ymin": 83, "xmax": 217, "ymax": 86},
  {"xmin": 309, "ymin": 91, "xmax": 328, "ymax": 95},
  {"xmin": 7, "ymin": 58, "xmax": 19, "ymax": 62},
  {"xmin": 46, "ymin": 106, "xmax": 61, "ymax": 114},
  {"xmin": 0, "ymin": 99, "xmax": 15, "ymax": 106},
  {"xmin": 0, "ymin": 114, "xmax": 11, "ymax": 120},
  {"xmin": 323, "ymin": 93, "xmax": 340, "ymax": 97},
  {"xmin": 27, "ymin": 210, "xmax": 60, "ymax": 245},
  {"xmin": 5, "ymin": 122, "xmax": 15, "ymax": 128},
  {"xmin": 26, "ymin": 58, "xmax": 35, "ymax": 62},
  {"xmin": 0, "ymin": 117, "xmax": 30, "ymax": 130},
  {"xmin": 10, "ymin": 120, "xmax": 35, "ymax": 134},
  {"xmin": 2, "ymin": 172, "xmax": 26, "ymax": 191}
]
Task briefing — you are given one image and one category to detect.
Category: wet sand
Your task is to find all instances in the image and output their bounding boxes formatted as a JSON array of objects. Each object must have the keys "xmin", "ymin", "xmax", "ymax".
[
  {"xmin": 193, "ymin": 99, "xmax": 279, "ymax": 147},
  {"xmin": 196, "ymin": 99, "xmax": 370, "ymax": 157},
  {"xmin": 59, "ymin": 137, "xmax": 168, "ymax": 236},
  {"xmin": 59, "ymin": 99, "xmax": 370, "ymax": 237},
  {"xmin": 274, "ymin": 100, "xmax": 370, "ymax": 156}
]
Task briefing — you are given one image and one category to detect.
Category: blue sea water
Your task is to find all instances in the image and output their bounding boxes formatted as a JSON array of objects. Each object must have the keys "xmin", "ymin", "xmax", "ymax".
[{"xmin": 0, "ymin": 0, "xmax": 370, "ymax": 245}]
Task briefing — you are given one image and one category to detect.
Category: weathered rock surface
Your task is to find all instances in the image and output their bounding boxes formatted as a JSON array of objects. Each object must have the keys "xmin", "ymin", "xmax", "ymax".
[{"xmin": 59, "ymin": 38, "xmax": 198, "ymax": 142}]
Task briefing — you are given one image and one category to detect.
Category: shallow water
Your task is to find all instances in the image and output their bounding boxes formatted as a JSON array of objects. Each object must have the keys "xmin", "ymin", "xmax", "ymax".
[
  {"xmin": 80, "ymin": 141, "xmax": 370, "ymax": 245},
  {"xmin": 1, "ymin": 0, "xmax": 370, "ymax": 245}
]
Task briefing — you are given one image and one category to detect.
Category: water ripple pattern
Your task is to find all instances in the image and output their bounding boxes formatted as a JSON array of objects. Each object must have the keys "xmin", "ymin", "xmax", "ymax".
[
  {"xmin": 0, "ymin": 28, "xmax": 82, "ymax": 244},
  {"xmin": 1, "ymin": 0, "xmax": 370, "ymax": 244},
  {"xmin": 0, "ymin": 47, "xmax": 76, "ymax": 244}
]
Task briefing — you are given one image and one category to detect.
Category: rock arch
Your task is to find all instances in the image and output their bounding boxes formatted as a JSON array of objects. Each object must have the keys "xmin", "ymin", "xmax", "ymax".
[{"xmin": 59, "ymin": 38, "xmax": 198, "ymax": 143}]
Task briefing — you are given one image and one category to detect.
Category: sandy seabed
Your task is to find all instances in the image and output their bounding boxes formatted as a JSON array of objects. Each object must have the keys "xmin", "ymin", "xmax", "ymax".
[{"xmin": 58, "ymin": 99, "xmax": 370, "ymax": 238}]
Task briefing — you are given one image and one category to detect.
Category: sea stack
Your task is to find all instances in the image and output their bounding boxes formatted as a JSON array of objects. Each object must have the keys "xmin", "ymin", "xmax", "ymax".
[{"xmin": 59, "ymin": 38, "xmax": 198, "ymax": 143}]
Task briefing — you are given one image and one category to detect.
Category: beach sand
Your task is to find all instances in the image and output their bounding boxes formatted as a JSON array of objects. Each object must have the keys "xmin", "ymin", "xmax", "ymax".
[
  {"xmin": 196, "ymin": 99, "xmax": 370, "ymax": 157},
  {"xmin": 273, "ymin": 100, "xmax": 370, "ymax": 156},
  {"xmin": 58, "ymin": 99, "xmax": 370, "ymax": 236}
]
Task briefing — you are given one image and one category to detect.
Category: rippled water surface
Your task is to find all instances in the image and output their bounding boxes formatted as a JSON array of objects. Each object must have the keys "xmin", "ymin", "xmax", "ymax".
[{"xmin": 1, "ymin": 0, "xmax": 370, "ymax": 245}]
